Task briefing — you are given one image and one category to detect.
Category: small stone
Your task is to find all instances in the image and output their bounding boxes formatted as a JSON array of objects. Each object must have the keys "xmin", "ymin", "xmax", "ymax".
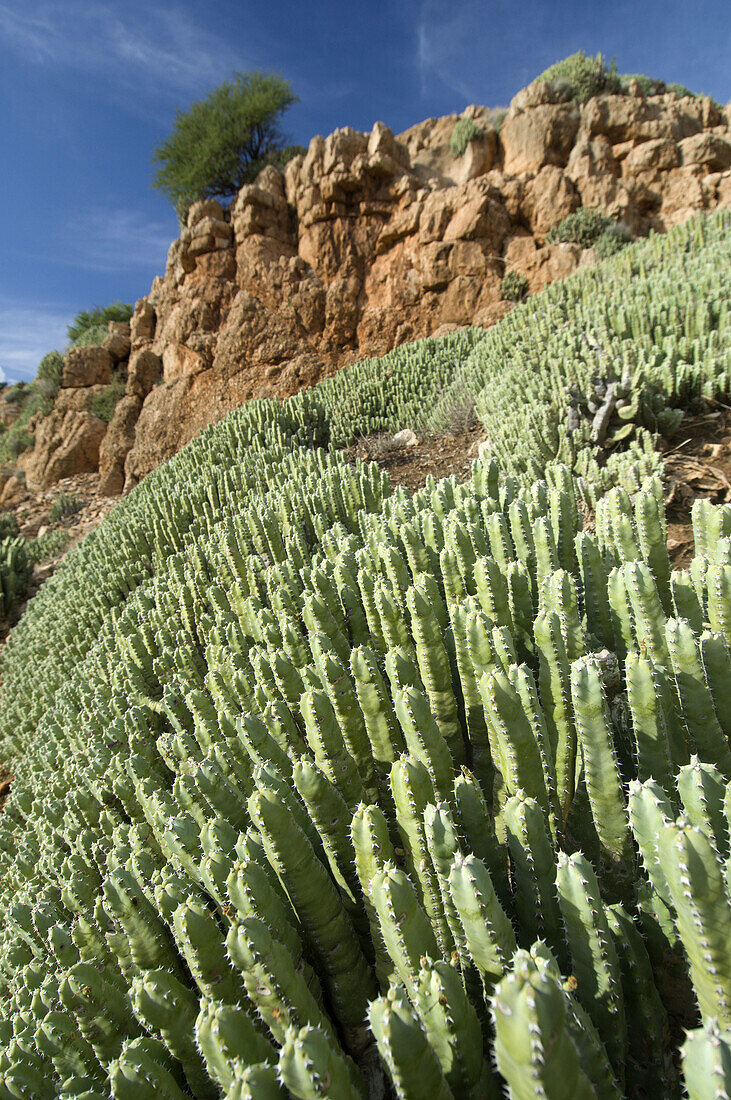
[{"xmin": 392, "ymin": 428, "xmax": 419, "ymax": 449}]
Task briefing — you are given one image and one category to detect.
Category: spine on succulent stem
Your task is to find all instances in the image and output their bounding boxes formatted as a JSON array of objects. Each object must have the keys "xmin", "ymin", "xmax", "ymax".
[
  {"xmin": 452, "ymin": 768, "xmax": 511, "ymax": 912},
  {"xmin": 555, "ymin": 851, "xmax": 626, "ymax": 1080},
  {"xmin": 473, "ymin": 555, "xmax": 513, "ymax": 634}
]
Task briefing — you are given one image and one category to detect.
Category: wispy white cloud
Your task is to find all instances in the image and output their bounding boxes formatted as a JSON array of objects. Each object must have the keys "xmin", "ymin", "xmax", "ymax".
[
  {"xmin": 59, "ymin": 207, "xmax": 176, "ymax": 274},
  {"xmin": 0, "ymin": 301, "xmax": 71, "ymax": 382},
  {"xmin": 0, "ymin": 1, "xmax": 246, "ymax": 102},
  {"xmin": 414, "ymin": 0, "xmax": 549, "ymax": 104}
]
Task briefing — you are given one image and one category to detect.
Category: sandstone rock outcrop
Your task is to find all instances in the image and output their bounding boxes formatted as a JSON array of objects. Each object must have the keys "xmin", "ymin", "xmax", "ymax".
[{"xmin": 22, "ymin": 82, "xmax": 731, "ymax": 491}]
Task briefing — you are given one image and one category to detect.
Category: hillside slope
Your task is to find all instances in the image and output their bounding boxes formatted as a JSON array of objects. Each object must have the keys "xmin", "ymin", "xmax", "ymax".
[
  {"xmin": 15, "ymin": 76, "xmax": 731, "ymax": 494},
  {"xmin": 0, "ymin": 210, "xmax": 729, "ymax": 1097}
]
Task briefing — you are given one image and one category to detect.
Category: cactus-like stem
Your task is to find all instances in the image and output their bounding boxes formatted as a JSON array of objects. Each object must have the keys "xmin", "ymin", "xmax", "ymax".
[
  {"xmin": 681, "ymin": 1019, "xmax": 731, "ymax": 1100},
  {"xmin": 657, "ymin": 818, "xmax": 731, "ymax": 1027},
  {"xmin": 677, "ymin": 757, "xmax": 729, "ymax": 860},
  {"xmin": 533, "ymin": 609, "xmax": 576, "ymax": 826},
  {"xmin": 452, "ymin": 769, "xmax": 511, "ymax": 913},
  {"xmin": 369, "ymin": 862, "xmax": 440, "ymax": 994},
  {"xmin": 555, "ymin": 852, "xmax": 626, "ymax": 1078},
  {"xmin": 449, "ymin": 852, "xmax": 516, "ymax": 987},
  {"xmin": 413, "ymin": 956, "xmax": 491, "ymax": 1099},
  {"xmin": 390, "ymin": 756, "xmax": 451, "ymax": 955},
  {"xmin": 393, "ymin": 687, "xmax": 454, "ymax": 803},
  {"xmin": 490, "ymin": 947, "xmax": 599, "ymax": 1100},
  {"xmin": 129, "ymin": 968, "xmax": 217, "ymax": 1099},
  {"xmin": 248, "ymin": 778, "xmax": 376, "ymax": 1046},
  {"xmin": 108, "ymin": 1037, "xmax": 189, "ymax": 1100},
  {"xmin": 666, "ymin": 618, "xmax": 731, "ymax": 779},
  {"xmin": 571, "ymin": 658, "xmax": 633, "ymax": 870},
  {"xmin": 195, "ymin": 996, "xmax": 274, "ymax": 1092},
  {"xmin": 368, "ymin": 986, "xmax": 455, "ymax": 1100},
  {"xmin": 277, "ymin": 1025, "xmax": 366, "ymax": 1100},
  {"xmin": 503, "ymin": 794, "xmax": 564, "ymax": 965}
]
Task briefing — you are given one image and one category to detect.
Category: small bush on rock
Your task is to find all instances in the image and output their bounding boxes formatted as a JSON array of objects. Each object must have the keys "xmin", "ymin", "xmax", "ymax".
[
  {"xmin": 450, "ymin": 117, "xmax": 484, "ymax": 157},
  {"xmin": 501, "ymin": 270, "xmax": 529, "ymax": 302},
  {"xmin": 87, "ymin": 375, "xmax": 125, "ymax": 423},
  {"xmin": 536, "ymin": 50, "xmax": 621, "ymax": 102},
  {"xmin": 48, "ymin": 493, "xmax": 80, "ymax": 524},
  {"xmin": 67, "ymin": 302, "xmax": 132, "ymax": 348},
  {"xmin": 36, "ymin": 351, "xmax": 63, "ymax": 395},
  {"xmin": 546, "ymin": 207, "xmax": 630, "ymax": 253},
  {"xmin": 0, "ymin": 512, "xmax": 19, "ymax": 540}
]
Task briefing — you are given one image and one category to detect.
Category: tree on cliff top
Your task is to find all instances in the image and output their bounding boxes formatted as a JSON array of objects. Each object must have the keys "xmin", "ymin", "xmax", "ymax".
[{"xmin": 152, "ymin": 71, "xmax": 301, "ymax": 219}]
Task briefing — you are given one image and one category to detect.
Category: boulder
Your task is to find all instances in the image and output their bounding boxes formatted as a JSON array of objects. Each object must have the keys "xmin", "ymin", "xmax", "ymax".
[
  {"xmin": 103, "ymin": 321, "xmax": 131, "ymax": 362},
  {"xmin": 61, "ymin": 347, "xmax": 113, "ymax": 389},
  {"xmin": 130, "ymin": 300, "xmax": 156, "ymax": 344},
  {"xmin": 501, "ymin": 103, "xmax": 580, "ymax": 176},
  {"xmin": 126, "ymin": 348, "xmax": 162, "ymax": 399},
  {"xmin": 521, "ymin": 166, "xmax": 580, "ymax": 238},
  {"xmin": 25, "ymin": 410, "xmax": 107, "ymax": 487},
  {"xmin": 679, "ymin": 132, "xmax": 731, "ymax": 171},
  {"xmin": 98, "ymin": 396, "xmax": 142, "ymax": 495}
]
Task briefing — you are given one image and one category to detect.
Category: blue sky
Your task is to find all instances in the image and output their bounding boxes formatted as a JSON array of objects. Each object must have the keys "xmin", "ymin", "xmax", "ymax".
[{"xmin": 1, "ymin": 0, "xmax": 728, "ymax": 381}]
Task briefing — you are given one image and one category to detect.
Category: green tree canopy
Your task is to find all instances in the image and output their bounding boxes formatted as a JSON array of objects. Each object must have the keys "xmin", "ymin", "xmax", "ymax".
[{"xmin": 152, "ymin": 71, "xmax": 301, "ymax": 218}]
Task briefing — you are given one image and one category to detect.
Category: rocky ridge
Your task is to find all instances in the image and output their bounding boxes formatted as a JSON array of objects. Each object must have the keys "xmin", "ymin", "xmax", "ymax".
[{"xmin": 17, "ymin": 79, "xmax": 731, "ymax": 492}]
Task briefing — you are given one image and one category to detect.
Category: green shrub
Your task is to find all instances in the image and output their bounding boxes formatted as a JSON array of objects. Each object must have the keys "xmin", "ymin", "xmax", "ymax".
[
  {"xmin": 36, "ymin": 350, "xmax": 63, "ymax": 395},
  {"xmin": 0, "ymin": 535, "xmax": 31, "ymax": 619},
  {"xmin": 2, "ymin": 383, "xmax": 28, "ymax": 406},
  {"xmin": 48, "ymin": 493, "xmax": 80, "ymax": 524},
  {"xmin": 26, "ymin": 527, "xmax": 70, "ymax": 563},
  {"xmin": 545, "ymin": 207, "xmax": 627, "ymax": 249},
  {"xmin": 87, "ymin": 375, "xmax": 125, "ymax": 423},
  {"xmin": 0, "ymin": 512, "xmax": 19, "ymax": 540},
  {"xmin": 67, "ymin": 302, "xmax": 132, "ymax": 348},
  {"xmin": 536, "ymin": 50, "xmax": 621, "ymax": 102},
  {"xmin": 450, "ymin": 117, "xmax": 484, "ymax": 157},
  {"xmin": 152, "ymin": 70, "xmax": 299, "ymax": 218},
  {"xmin": 501, "ymin": 270, "xmax": 529, "ymax": 302},
  {"xmin": 7, "ymin": 428, "xmax": 34, "ymax": 457},
  {"xmin": 491, "ymin": 108, "xmax": 507, "ymax": 133}
]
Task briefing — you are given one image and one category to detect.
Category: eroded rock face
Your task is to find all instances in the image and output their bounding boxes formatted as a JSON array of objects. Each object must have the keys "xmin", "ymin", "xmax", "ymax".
[
  {"xmin": 61, "ymin": 347, "xmax": 113, "ymax": 389},
  {"xmin": 24, "ymin": 87, "xmax": 731, "ymax": 491}
]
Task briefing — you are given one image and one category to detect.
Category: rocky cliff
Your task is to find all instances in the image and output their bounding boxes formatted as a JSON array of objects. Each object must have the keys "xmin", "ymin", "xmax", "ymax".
[{"xmin": 20, "ymin": 78, "xmax": 731, "ymax": 493}]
